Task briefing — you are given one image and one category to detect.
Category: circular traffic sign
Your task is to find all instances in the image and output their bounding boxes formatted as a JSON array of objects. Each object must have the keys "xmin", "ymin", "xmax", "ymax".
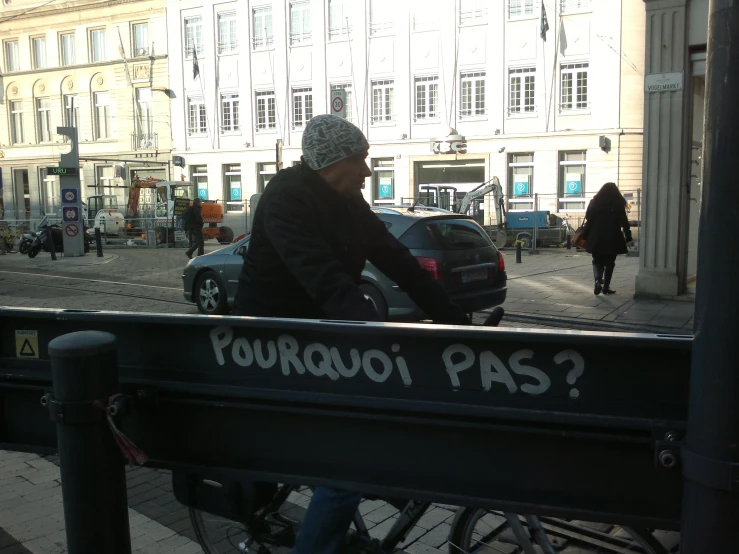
[
  {"xmin": 64, "ymin": 190, "xmax": 76, "ymax": 202},
  {"xmin": 65, "ymin": 208, "xmax": 77, "ymax": 220},
  {"xmin": 65, "ymin": 224, "xmax": 79, "ymax": 237},
  {"xmin": 332, "ymin": 96, "xmax": 344, "ymax": 113}
]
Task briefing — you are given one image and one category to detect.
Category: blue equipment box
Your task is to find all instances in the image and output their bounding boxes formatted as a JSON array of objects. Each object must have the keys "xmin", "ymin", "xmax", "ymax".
[{"xmin": 507, "ymin": 211, "xmax": 550, "ymax": 229}]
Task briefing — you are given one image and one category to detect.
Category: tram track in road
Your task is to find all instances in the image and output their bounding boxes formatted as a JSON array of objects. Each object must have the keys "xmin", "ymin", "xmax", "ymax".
[{"xmin": 0, "ymin": 269, "xmax": 193, "ymax": 309}]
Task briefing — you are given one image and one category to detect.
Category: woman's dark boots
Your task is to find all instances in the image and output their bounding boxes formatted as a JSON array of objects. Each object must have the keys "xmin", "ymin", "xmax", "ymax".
[
  {"xmin": 593, "ymin": 263, "xmax": 604, "ymax": 295},
  {"xmin": 603, "ymin": 265, "xmax": 616, "ymax": 295}
]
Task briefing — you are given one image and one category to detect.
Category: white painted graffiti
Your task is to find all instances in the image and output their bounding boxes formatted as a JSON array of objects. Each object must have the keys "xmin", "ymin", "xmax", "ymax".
[
  {"xmin": 210, "ymin": 327, "xmax": 586, "ymax": 398},
  {"xmin": 210, "ymin": 327, "xmax": 412, "ymax": 385},
  {"xmin": 443, "ymin": 345, "xmax": 585, "ymax": 398}
]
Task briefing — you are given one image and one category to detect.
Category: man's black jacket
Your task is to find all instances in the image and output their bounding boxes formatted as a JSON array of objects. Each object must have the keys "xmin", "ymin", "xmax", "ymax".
[
  {"xmin": 232, "ymin": 163, "xmax": 468, "ymax": 323},
  {"xmin": 183, "ymin": 204, "xmax": 203, "ymax": 231}
]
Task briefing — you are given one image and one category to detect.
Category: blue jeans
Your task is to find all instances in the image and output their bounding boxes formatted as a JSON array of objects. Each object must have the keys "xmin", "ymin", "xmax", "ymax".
[{"xmin": 293, "ymin": 487, "xmax": 363, "ymax": 554}]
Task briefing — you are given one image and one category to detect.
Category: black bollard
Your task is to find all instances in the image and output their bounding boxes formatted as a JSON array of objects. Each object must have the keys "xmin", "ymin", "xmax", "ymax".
[
  {"xmin": 46, "ymin": 233, "xmax": 56, "ymax": 261},
  {"xmin": 515, "ymin": 241, "xmax": 522, "ymax": 264},
  {"xmin": 94, "ymin": 226, "xmax": 103, "ymax": 257},
  {"xmin": 566, "ymin": 234, "xmax": 572, "ymax": 250},
  {"xmin": 48, "ymin": 331, "xmax": 131, "ymax": 554}
]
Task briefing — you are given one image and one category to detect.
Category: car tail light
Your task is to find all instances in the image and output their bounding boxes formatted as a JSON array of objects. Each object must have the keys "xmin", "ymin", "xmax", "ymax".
[
  {"xmin": 416, "ymin": 256, "xmax": 442, "ymax": 281},
  {"xmin": 498, "ymin": 251, "xmax": 506, "ymax": 272}
]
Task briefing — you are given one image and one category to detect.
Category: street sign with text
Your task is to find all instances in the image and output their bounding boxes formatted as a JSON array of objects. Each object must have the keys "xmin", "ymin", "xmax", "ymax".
[{"xmin": 46, "ymin": 167, "xmax": 79, "ymax": 177}]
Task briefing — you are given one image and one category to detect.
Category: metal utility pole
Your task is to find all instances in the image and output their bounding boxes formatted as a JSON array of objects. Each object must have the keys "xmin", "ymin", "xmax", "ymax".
[{"xmin": 681, "ymin": 0, "xmax": 739, "ymax": 551}]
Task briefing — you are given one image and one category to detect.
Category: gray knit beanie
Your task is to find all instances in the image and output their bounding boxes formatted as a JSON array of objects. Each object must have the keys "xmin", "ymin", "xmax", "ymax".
[{"xmin": 301, "ymin": 114, "xmax": 369, "ymax": 171}]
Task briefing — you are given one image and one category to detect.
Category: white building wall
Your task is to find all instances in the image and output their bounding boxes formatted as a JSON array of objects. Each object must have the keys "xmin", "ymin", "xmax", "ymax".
[
  {"xmin": 0, "ymin": 0, "xmax": 173, "ymax": 224},
  {"xmin": 166, "ymin": 0, "xmax": 646, "ymax": 225}
]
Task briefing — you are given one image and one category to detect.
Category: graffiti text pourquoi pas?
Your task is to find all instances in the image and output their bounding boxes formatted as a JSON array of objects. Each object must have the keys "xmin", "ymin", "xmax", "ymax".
[{"xmin": 210, "ymin": 327, "xmax": 586, "ymax": 398}]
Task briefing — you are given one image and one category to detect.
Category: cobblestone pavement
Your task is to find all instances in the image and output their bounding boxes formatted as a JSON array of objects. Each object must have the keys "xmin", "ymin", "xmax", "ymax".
[
  {"xmin": 0, "ymin": 245, "xmax": 694, "ymax": 333},
  {"xmin": 0, "ymin": 246, "xmax": 688, "ymax": 552}
]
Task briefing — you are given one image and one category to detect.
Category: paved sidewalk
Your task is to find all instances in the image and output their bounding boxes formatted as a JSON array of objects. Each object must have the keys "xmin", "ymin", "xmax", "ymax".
[
  {"xmin": 496, "ymin": 247, "xmax": 695, "ymax": 333},
  {"xmin": 0, "ymin": 451, "xmax": 203, "ymax": 553}
]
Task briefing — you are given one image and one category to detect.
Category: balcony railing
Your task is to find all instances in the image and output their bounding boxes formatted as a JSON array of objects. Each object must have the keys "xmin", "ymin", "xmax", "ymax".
[
  {"xmin": 184, "ymin": 45, "xmax": 204, "ymax": 58},
  {"xmin": 218, "ymin": 41, "xmax": 238, "ymax": 54},
  {"xmin": 132, "ymin": 133, "xmax": 158, "ymax": 151},
  {"xmin": 133, "ymin": 46, "xmax": 150, "ymax": 57}
]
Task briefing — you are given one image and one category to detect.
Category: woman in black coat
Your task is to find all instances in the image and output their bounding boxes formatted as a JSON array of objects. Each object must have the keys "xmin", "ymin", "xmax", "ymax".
[{"xmin": 583, "ymin": 182, "xmax": 632, "ymax": 295}]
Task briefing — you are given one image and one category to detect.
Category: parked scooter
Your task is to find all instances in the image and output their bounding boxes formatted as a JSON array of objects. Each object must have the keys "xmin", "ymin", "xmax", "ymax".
[
  {"xmin": 18, "ymin": 232, "xmax": 33, "ymax": 254},
  {"xmin": 26, "ymin": 216, "xmax": 90, "ymax": 258}
]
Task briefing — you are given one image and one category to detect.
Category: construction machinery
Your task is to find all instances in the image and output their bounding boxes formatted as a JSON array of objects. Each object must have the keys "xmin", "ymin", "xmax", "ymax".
[
  {"xmin": 419, "ymin": 178, "xmax": 570, "ymax": 248},
  {"xmin": 88, "ymin": 178, "xmax": 234, "ymax": 245}
]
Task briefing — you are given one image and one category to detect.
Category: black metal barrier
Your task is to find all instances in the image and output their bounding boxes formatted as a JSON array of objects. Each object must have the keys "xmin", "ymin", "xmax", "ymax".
[{"xmin": 0, "ymin": 307, "xmax": 691, "ymax": 534}]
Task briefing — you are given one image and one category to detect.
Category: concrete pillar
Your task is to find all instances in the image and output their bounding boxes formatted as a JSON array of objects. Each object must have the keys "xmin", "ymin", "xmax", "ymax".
[{"xmin": 635, "ymin": 0, "xmax": 690, "ymax": 297}]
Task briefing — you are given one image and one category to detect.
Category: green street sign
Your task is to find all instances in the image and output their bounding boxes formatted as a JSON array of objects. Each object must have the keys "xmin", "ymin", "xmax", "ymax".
[{"xmin": 47, "ymin": 167, "xmax": 79, "ymax": 176}]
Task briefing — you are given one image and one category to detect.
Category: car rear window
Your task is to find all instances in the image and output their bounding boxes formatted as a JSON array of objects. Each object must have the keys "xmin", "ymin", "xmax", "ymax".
[{"xmin": 400, "ymin": 219, "xmax": 493, "ymax": 250}]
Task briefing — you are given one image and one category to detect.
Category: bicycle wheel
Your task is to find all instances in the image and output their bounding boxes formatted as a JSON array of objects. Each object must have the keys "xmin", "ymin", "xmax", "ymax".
[
  {"xmin": 190, "ymin": 485, "xmax": 309, "ymax": 554},
  {"xmin": 448, "ymin": 509, "xmax": 554, "ymax": 554},
  {"xmin": 448, "ymin": 508, "xmax": 672, "ymax": 554}
]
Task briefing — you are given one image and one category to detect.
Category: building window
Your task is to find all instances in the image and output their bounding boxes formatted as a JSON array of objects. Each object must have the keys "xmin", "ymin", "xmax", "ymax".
[
  {"xmin": 10, "ymin": 100, "xmax": 23, "ymax": 145},
  {"xmin": 255, "ymin": 90, "xmax": 276, "ymax": 131},
  {"xmin": 290, "ymin": 2, "xmax": 311, "ymax": 45},
  {"xmin": 560, "ymin": 62, "xmax": 589, "ymax": 111},
  {"xmin": 460, "ymin": 0, "xmax": 488, "ymax": 25},
  {"xmin": 414, "ymin": 76, "xmax": 439, "ymax": 120},
  {"xmin": 32, "ymin": 37, "xmax": 47, "ymax": 69},
  {"xmin": 509, "ymin": 67, "xmax": 536, "ymax": 114},
  {"xmin": 460, "ymin": 72, "xmax": 486, "ymax": 118},
  {"xmin": 136, "ymin": 87, "xmax": 153, "ymax": 138},
  {"xmin": 559, "ymin": 151, "xmax": 587, "ymax": 211},
  {"xmin": 224, "ymin": 164, "xmax": 243, "ymax": 210},
  {"xmin": 561, "ymin": 0, "xmax": 592, "ymax": 13},
  {"xmin": 192, "ymin": 166, "xmax": 208, "ymax": 200},
  {"xmin": 184, "ymin": 17, "xmax": 203, "ymax": 58},
  {"xmin": 36, "ymin": 98, "xmax": 52, "ymax": 143},
  {"xmin": 258, "ymin": 163, "xmax": 277, "ymax": 193},
  {"xmin": 412, "ymin": 0, "xmax": 439, "ymax": 31},
  {"xmin": 218, "ymin": 12, "xmax": 238, "ymax": 54},
  {"xmin": 94, "ymin": 92, "xmax": 112, "ymax": 139},
  {"xmin": 221, "ymin": 93, "xmax": 240, "ymax": 132},
  {"xmin": 508, "ymin": 153, "xmax": 534, "ymax": 212},
  {"xmin": 372, "ymin": 159, "xmax": 395, "ymax": 203},
  {"xmin": 60, "ymin": 33, "xmax": 75, "ymax": 66},
  {"xmin": 330, "ymin": 83, "xmax": 353, "ymax": 123},
  {"xmin": 132, "ymin": 23, "xmax": 149, "ymax": 56},
  {"xmin": 370, "ymin": 0, "xmax": 394, "ymax": 35},
  {"xmin": 64, "ymin": 95, "xmax": 79, "ymax": 127},
  {"xmin": 96, "ymin": 166, "xmax": 126, "ymax": 212},
  {"xmin": 90, "ymin": 28, "xmax": 106, "ymax": 62},
  {"xmin": 292, "ymin": 87, "xmax": 313, "ymax": 128},
  {"xmin": 253, "ymin": 6, "xmax": 274, "ymax": 50},
  {"xmin": 39, "ymin": 168, "xmax": 59, "ymax": 216},
  {"xmin": 371, "ymin": 80, "xmax": 394, "ymax": 123},
  {"xmin": 509, "ymin": 0, "xmax": 535, "ymax": 18},
  {"xmin": 4, "ymin": 40, "xmax": 19, "ymax": 72},
  {"xmin": 328, "ymin": 0, "xmax": 351, "ymax": 40},
  {"xmin": 187, "ymin": 96, "xmax": 207, "ymax": 135}
]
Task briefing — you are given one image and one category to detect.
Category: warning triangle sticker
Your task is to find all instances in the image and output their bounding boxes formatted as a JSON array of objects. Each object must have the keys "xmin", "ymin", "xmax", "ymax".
[{"xmin": 20, "ymin": 339, "xmax": 36, "ymax": 357}]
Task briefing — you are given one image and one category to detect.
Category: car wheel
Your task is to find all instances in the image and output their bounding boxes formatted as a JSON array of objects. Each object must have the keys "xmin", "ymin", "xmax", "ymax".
[
  {"xmin": 360, "ymin": 283, "xmax": 388, "ymax": 321},
  {"xmin": 196, "ymin": 271, "xmax": 227, "ymax": 315}
]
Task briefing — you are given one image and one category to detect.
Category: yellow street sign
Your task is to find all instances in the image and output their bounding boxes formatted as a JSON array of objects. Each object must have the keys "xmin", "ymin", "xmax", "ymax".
[{"xmin": 15, "ymin": 330, "xmax": 39, "ymax": 359}]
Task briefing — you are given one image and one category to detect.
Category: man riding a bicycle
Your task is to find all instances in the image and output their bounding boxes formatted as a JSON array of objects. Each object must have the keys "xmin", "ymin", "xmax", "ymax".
[{"xmin": 232, "ymin": 114, "xmax": 471, "ymax": 553}]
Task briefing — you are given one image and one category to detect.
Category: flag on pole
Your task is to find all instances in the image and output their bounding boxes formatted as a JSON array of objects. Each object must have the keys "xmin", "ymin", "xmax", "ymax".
[
  {"xmin": 540, "ymin": 4, "xmax": 550, "ymax": 41},
  {"xmin": 117, "ymin": 27, "xmax": 132, "ymax": 86},
  {"xmin": 192, "ymin": 43, "xmax": 200, "ymax": 80}
]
